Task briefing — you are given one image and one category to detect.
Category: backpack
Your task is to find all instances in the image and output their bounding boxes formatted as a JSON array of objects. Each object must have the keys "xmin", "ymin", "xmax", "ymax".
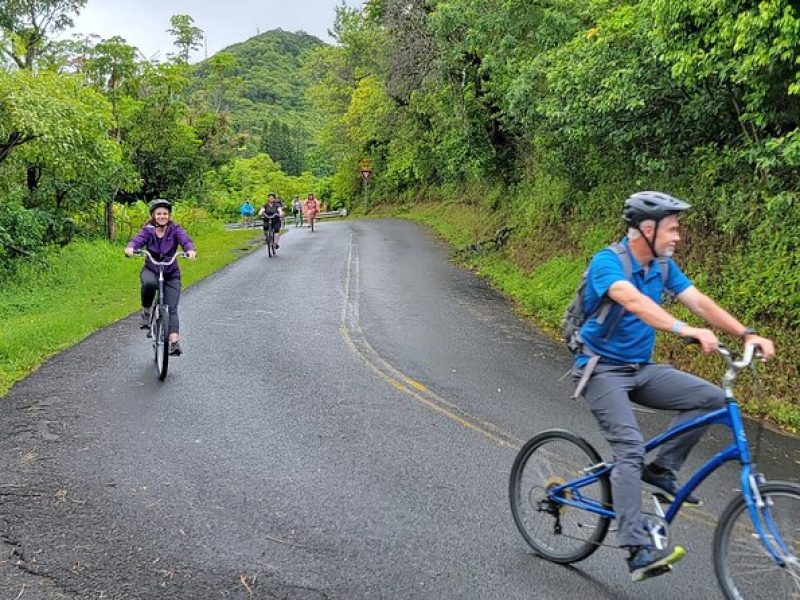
[{"xmin": 562, "ymin": 242, "xmax": 671, "ymax": 354}]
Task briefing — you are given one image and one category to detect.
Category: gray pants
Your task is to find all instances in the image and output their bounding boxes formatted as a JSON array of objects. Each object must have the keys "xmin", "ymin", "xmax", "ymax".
[
  {"xmin": 579, "ymin": 363, "xmax": 725, "ymax": 546},
  {"xmin": 141, "ymin": 269, "xmax": 182, "ymax": 335}
]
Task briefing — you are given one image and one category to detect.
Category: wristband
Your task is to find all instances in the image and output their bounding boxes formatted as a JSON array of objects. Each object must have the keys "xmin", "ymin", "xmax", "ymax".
[
  {"xmin": 740, "ymin": 327, "xmax": 757, "ymax": 339},
  {"xmin": 671, "ymin": 320, "xmax": 685, "ymax": 334}
]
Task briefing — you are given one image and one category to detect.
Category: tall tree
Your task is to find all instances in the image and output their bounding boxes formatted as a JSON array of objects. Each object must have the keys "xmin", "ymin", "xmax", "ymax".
[
  {"xmin": 0, "ymin": 0, "xmax": 86, "ymax": 70},
  {"xmin": 168, "ymin": 14, "xmax": 203, "ymax": 64}
]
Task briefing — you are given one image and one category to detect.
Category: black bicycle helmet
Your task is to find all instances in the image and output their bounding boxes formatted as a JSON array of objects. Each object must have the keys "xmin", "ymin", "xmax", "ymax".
[
  {"xmin": 622, "ymin": 191, "xmax": 690, "ymax": 226},
  {"xmin": 148, "ymin": 199, "xmax": 172, "ymax": 213}
]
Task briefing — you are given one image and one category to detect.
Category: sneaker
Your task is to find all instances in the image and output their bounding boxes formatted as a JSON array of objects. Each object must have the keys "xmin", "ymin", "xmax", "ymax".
[
  {"xmin": 642, "ymin": 464, "xmax": 702, "ymax": 506},
  {"xmin": 627, "ymin": 545, "xmax": 686, "ymax": 582},
  {"xmin": 169, "ymin": 341, "xmax": 182, "ymax": 356},
  {"xmin": 139, "ymin": 309, "xmax": 151, "ymax": 329},
  {"xmin": 274, "ymin": 244, "xmax": 279, "ymax": 249}
]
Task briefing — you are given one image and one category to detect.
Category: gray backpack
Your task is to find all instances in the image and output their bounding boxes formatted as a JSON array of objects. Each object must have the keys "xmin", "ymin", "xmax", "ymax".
[{"xmin": 562, "ymin": 243, "xmax": 670, "ymax": 354}]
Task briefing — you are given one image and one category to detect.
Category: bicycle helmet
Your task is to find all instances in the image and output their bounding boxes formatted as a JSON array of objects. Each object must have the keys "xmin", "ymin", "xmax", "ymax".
[
  {"xmin": 148, "ymin": 199, "xmax": 172, "ymax": 213},
  {"xmin": 622, "ymin": 191, "xmax": 690, "ymax": 226}
]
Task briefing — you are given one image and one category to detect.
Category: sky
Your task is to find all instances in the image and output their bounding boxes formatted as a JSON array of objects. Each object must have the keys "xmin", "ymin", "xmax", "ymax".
[{"xmin": 68, "ymin": 0, "xmax": 365, "ymax": 62}]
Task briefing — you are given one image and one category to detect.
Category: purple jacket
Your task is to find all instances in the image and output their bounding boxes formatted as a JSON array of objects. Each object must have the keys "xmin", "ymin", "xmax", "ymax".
[{"xmin": 127, "ymin": 223, "xmax": 196, "ymax": 279}]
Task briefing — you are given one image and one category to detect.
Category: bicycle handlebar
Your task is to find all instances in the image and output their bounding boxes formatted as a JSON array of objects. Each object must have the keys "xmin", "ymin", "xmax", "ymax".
[
  {"xmin": 132, "ymin": 249, "xmax": 188, "ymax": 266},
  {"xmin": 718, "ymin": 342, "xmax": 762, "ymax": 371}
]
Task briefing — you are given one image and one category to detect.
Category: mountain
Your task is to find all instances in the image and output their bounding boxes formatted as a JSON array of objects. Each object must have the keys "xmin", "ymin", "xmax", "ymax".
[{"xmin": 189, "ymin": 29, "xmax": 326, "ymax": 174}]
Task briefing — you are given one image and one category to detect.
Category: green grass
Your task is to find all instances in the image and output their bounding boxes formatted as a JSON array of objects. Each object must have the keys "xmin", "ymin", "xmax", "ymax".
[{"xmin": 0, "ymin": 224, "xmax": 261, "ymax": 397}]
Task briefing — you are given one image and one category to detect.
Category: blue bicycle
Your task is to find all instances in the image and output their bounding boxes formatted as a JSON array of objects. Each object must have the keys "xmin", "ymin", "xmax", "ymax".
[{"xmin": 509, "ymin": 344, "xmax": 799, "ymax": 598}]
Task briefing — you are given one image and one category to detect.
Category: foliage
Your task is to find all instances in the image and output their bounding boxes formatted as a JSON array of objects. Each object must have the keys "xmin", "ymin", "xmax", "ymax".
[
  {"xmin": 188, "ymin": 29, "xmax": 326, "ymax": 172},
  {"xmin": 0, "ymin": 0, "xmax": 87, "ymax": 69},
  {"xmin": 168, "ymin": 14, "xmax": 203, "ymax": 64},
  {"xmin": 203, "ymin": 153, "xmax": 326, "ymax": 218}
]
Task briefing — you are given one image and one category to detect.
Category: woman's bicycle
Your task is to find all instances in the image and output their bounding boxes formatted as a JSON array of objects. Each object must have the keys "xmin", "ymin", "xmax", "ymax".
[
  {"xmin": 133, "ymin": 249, "xmax": 187, "ymax": 381},
  {"xmin": 509, "ymin": 343, "xmax": 799, "ymax": 598},
  {"xmin": 261, "ymin": 216, "xmax": 280, "ymax": 257}
]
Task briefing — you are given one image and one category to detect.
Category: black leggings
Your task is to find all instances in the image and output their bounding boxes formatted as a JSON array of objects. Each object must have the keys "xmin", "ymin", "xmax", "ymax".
[{"xmin": 141, "ymin": 269, "xmax": 182, "ymax": 335}]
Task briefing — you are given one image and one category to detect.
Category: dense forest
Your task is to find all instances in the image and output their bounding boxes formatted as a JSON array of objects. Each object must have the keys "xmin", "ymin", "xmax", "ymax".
[{"xmin": 1, "ymin": 0, "xmax": 798, "ymax": 428}]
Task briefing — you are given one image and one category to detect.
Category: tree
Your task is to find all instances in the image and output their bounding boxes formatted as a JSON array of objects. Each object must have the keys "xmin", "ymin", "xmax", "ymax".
[
  {"xmin": 0, "ymin": 69, "xmax": 130, "ymax": 247},
  {"xmin": 76, "ymin": 35, "xmax": 142, "ymax": 238},
  {"xmin": 0, "ymin": 0, "xmax": 87, "ymax": 70},
  {"xmin": 168, "ymin": 14, "xmax": 203, "ymax": 64}
]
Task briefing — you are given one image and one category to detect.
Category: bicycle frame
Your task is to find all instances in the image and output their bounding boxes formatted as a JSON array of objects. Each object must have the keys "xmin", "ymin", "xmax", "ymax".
[{"xmin": 548, "ymin": 344, "xmax": 790, "ymax": 565}]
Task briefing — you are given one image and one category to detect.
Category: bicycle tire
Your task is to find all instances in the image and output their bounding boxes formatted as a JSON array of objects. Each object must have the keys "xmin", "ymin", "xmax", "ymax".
[
  {"xmin": 509, "ymin": 429, "xmax": 611, "ymax": 564},
  {"xmin": 266, "ymin": 228, "xmax": 275, "ymax": 257},
  {"xmin": 310, "ymin": 217, "xmax": 314, "ymax": 232},
  {"xmin": 714, "ymin": 480, "xmax": 800, "ymax": 599},
  {"xmin": 154, "ymin": 306, "xmax": 170, "ymax": 381}
]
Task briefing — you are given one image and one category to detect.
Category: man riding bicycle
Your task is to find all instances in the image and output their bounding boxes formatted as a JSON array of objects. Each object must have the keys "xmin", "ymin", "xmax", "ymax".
[
  {"xmin": 258, "ymin": 193, "xmax": 284, "ymax": 249},
  {"xmin": 572, "ymin": 191, "xmax": 774, "ymax": 581}
]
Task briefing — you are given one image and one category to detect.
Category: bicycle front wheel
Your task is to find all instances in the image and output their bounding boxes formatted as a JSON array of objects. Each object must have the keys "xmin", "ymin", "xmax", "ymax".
[
  {"xmin": 154, "ymin": 306, "xmax": 170, "ymax": 381},
  {"xmin": 509, "ymin": 429, "xmax": 611, "ymax": 564},
  {"xmin": 714, "ymin": 481, "xmax": 800, "ymax": 599}
]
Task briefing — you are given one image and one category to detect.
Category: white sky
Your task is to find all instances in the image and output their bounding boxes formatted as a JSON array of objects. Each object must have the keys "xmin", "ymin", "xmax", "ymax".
[{"xmin": 69, "ymin": 0, "xmax": 365, "ymax": 62}]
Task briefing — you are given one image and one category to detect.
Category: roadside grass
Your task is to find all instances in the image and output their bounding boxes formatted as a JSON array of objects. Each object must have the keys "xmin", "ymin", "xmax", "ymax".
[
  {"xmin": 0, "ymin": 224, "xmax": 260, "ymax": 397},
  {"xmin": 386, "ymin": 202, "xmax": 800, "ymax": 434}
]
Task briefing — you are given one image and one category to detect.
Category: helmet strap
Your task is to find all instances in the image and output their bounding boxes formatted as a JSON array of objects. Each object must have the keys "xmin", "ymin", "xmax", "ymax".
[{"xmin": 635, "ymin": 222, "xmax": 661, "ymax": 259}]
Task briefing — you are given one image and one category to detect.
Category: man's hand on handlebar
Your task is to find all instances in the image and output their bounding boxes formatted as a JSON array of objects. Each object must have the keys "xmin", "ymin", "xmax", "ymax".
[
  {"xmin": 681, "ymin": 326, "xmax": 719, "ymax": 354},
  {"xmin": 743, "ymin": 334, "xmax": 775, "ymax": 361}
]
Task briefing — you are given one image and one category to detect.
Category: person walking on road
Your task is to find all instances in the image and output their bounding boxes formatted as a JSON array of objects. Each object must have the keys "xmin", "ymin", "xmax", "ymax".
[
  {"xmin": 292, "ymin": 196, "xmax": 303, "ymax": 228},
  {"xmin": 304, "ymin": 193, "xmax": 319, "ymax": 231}
]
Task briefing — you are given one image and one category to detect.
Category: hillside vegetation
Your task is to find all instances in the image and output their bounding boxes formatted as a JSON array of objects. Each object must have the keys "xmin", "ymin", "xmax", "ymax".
[{"xmin": 306, "ymin": 0, "xmax": 800, "ymax": 431}]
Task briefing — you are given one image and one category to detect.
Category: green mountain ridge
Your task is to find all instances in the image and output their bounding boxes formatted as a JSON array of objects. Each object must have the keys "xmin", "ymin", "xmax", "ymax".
[{"xmin": 189, "ymin": 29, "xmax": 326, "ymax": 156}]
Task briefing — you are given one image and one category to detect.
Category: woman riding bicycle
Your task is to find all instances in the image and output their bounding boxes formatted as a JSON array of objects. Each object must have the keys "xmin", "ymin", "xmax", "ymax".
[
  {"xmin": 258, "ymin": 193, "xmax": 284, "ymax": 248},
  {"xmin": 124, "ymin": 199, "xmax": 197, "ymax": 356}
]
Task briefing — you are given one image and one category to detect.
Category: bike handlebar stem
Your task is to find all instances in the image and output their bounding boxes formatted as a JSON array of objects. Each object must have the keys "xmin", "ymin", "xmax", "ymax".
[{"xmin": 718, "ymin": 343, "xmax": 760, "ymax": 394}]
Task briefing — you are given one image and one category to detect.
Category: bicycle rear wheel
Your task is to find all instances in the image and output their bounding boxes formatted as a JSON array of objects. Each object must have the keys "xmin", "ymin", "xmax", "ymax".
[
  {"xmin": 714, "ymin": 481, "xmax": 800, "ymax": 599},
  {"xmin": 153, "ymin": 305, "xmax": 170, "ymax": 381},
  {"xmin": 509, "ymin": 429, "xmax": 611, "ymax": 564}
]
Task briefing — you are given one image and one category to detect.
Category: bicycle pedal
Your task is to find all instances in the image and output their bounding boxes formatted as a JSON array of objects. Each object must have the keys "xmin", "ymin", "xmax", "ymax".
[{"xmin": 640, "ymin": 564, "xmax": 673, "ymax": 581}]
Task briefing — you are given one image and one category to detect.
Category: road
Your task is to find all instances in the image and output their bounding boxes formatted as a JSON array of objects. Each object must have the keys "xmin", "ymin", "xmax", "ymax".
[{"xmin": 1, "ymin": 219, "xmax": 798, "ymax": 599}]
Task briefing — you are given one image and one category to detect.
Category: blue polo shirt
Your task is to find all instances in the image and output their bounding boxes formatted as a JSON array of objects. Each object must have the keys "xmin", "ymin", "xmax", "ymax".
[{"xmin": 576, "ymin": 238, "xmax": 692, "ymax": 365}]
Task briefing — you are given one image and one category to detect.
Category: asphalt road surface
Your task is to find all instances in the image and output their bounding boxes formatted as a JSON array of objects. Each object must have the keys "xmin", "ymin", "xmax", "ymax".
[{"xmin": 1, "ymin": 219, "xmax": 798, "ymax": 599}]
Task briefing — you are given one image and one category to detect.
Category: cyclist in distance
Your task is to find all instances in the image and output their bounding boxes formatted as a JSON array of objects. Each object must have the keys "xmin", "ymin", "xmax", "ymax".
[
  {"xmin": 258, "ymin": 193, "xmax": 284, "ymax": 248},
  {"xmin": 239, "ymin": 199, "xmax": 255, "ymax": 227},
  {"xmin": 304, "ymin": 193, "xmax": 319, "ymax": 231},
  {"xmin": 571, "ymin": 191, "xmax": 774, "ymax": 581},
  {"xmin": 124, "ymin": 199, "xmax": 197, "ymax": 356}
]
